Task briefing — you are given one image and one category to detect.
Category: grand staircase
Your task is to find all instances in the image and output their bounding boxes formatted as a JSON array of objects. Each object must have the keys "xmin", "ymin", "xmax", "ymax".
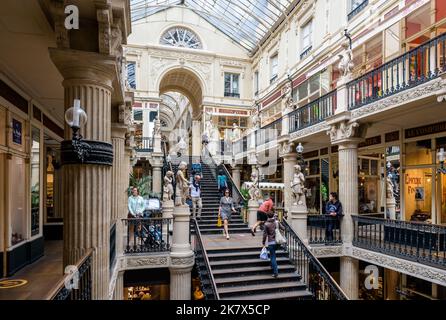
[
  {"xmin": 193, "ymin": 159, "xmax": 313, "ymax": 300},
  {"xmin": 197, "ymin": 162, "xmax": 251, "ymax": 235}
]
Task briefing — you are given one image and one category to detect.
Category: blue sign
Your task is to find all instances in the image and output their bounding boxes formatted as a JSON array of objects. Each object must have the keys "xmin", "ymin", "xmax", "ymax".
[{"xmin": 12, "ymin": 119, "xmax": 22, "ymax": 145}]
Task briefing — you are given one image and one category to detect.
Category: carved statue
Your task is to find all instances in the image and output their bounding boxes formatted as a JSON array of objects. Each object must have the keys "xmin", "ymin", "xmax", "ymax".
[
  {"xmin": 248, "ymin": 170, "xmax": 261, "ymax": 201},
  {"xmin": 282, "ymin": 82, "xmax": 294, "ymax": 114},
  {"xmin": 154, "ymin": 116, "xmax": 161, "ymax": 136},
  {"xmin": 252, "ymin": 109, "xmax": 261, "ymax": 130},
  {"xmin": 163, "ymin": 171, "xmax": 174, "ymax": 202},
  {"xmin": 338, "ymin": 40, "xmax": 354, "ymax": 77},
  {"xmin": 232, "ymin": 123, "xmax": 241, "ymax": 142},
  {"xmin": 386, "ymin": 176, "xmax": 395, "ymax": 200},
  {"xmin": 175, "ymin": 162, "xmax": 190, "ymax": 206},
  {"xmin": 291, "ymin": 164, "xmax": 306, "ymax": 206}
]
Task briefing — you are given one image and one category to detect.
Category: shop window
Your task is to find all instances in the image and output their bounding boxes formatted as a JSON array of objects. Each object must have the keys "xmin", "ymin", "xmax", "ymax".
[
  {"xmin": 404, "ymin": 168, "xmax": 433, "ymax": 221},
  {"xmin": 270, "ymin": 54, "xmax": 278, "ymax": 83},
  {"xmin": 321, "ymin": 158, "xmax": 330, "ymax": 209},
  {"xmin": 437, "ymin": 0, "xmax": 446, "ymax": 21},
  {"xmin": 405, "ymin": 139, "xmax": 432, "ymax": 166},
  {"xmin": 31, "ymin": 127, "xmax": 40, "ymax": 236},
  {"xmin": 125, "ymin": 285, "xmax": 170, "ymax": 300},
  {"xmin": 224, "ymin": 73, "xmax": 240, "ymax": 98},
  {"xmin": 405, "ymin": 4, "xmax": 430, "ymax": 39},
  {"xmin": 308, "ymin": 159, "xmax": 320, "ymax": 175},
  {"xmin": 11, "ymin": 155, "xmax": 26, "ymax": 245},
  {"xmin": 385, "ymin": 23, "xmax": 401, "ymax": 61},
  {"xmin": 306, "ymin": 177, "xmax": 320, "ymax": 214}
]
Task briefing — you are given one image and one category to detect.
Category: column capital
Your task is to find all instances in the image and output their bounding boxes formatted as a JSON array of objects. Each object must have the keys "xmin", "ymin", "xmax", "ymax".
[
  {"xmin": 149, "ymin": 155, "xmax": 163, "ymax": 168},
  {"xmin": 326, "ymin": 113, "xmax": 368, "ymax": 146},
  {"xmin": 111, "ymin": 123, "xmax": 128, "ymax": 139},
  {"xmin": 279, "ymin": 141, "xmax": 297, "ymax": 159}
]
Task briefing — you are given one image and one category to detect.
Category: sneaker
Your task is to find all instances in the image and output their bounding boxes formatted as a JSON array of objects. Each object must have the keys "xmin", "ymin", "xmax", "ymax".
[{"xmin": 272, "ymin": 274, "xmax": 278, "ymax": 278}]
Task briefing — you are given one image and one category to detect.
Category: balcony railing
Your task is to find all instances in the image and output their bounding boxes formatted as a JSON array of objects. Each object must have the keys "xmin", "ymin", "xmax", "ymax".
[
  {"xmin": 352, "ymin": 215, "xmax": 446, "ymax": 269},
  {"xmin": 123, "ymin": 217, "xmax": 172, "ymax": 254},
  {"xmin": 282, "ymin": 218, "xmax": 348, "ymax": 300},
  {"xmin": 47, "ymin": 249, "xmax": 93, "ymax": 300},
  {"xmin": 347, "ymin": 0, "xmax": 368, "ymax": 21},
  {"xmin": 308, "ymin": 215, "xmax": 342, "ymax": 245},
  {"xmin": 255, "ymin": 117, "xmax": 282, "ymax": 146},
  {"xmin": 289, "ymin": 90, "xmax": 337, "ymax": 133},
  {"xmin": 300, "ymin": 46, "xmax": 312, "ymax": 60},
  {"xmin": 135, "ymin": 136, "xmax": 154, "ymax": 152},
  {"xmin": 347, "ymin": 32, "xmax": 446, "ymax": 110},
  {"xmin": 224, "ymin": 91, "xmax": 240, "ymax": 98}
]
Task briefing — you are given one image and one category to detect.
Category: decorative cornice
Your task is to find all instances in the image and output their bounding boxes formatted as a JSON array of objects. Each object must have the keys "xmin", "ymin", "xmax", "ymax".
[
  {"xmin": 289, "ymin": 122, "xmax": 329, "ymax": 141},
  {"xmin": 352, "ymin": 247, "xmax": 446, "ymax": 286},
  {"xmin": 126, "ymin": 256, "xmax": 169, "ymax": 268},
  {"xmin": 170, "ymin": 256, "xmax": 195, "ymax": 266}
]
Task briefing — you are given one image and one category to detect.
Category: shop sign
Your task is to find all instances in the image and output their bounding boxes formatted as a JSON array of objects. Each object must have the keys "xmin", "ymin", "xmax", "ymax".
[
  {"xmin": 385, "ymin": 131, "xmax": 399, "ymax": 142},
  {"xmin": 359, "ymin": 135, "xmax": 381, "ymax": 148},
  {"xmin": 405, "ymin": 121, "xmax": 446, "ymax": 139},
  {"xmin": 405, "ymin": 174, "xmax": 424, "ymax": 199},
  {"xmin": 217, "ymin": 108, "xmax": 248, "ymax": 115},
  {"xmin": 12, "ymin": 118, "xmax": 22, "ymax": 145}
]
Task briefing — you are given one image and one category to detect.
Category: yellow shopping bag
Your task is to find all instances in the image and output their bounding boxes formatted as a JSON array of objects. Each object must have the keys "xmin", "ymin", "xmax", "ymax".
[{"xmin": 217, "ymin": 216, "xmax": 222, "ymax": 227}]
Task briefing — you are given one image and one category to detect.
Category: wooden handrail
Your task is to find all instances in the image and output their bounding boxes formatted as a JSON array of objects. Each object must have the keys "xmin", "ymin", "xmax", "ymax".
[{"xmin": 45, "ymin": 248, "xmax": 94, "ymax": 300}]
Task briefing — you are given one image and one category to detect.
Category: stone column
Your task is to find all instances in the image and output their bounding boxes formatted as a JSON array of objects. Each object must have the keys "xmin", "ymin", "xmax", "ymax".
[
  {"xmin": 50, "ymin": 48, "xmax": 117, "ymax": 299},
  {"xmin": 384, "ymin": 269, "xmax": 399, "ymax": 300},
  {"xmin": 192, "ymin": 120, "xmax": 201, "ymax": 158},
  {"xmin": 169, "ymin": 205, "xmax": 194, "ymax": 300},
  {"xmin": 280, "ymin": 143, "xmax": 296, "ymax": 213},
  {"xmin": 339, "ymin": 257, "xmax": 359, "ymax": 300},
  {"xmin": 113, "ymin": 271, "xmax": 124, "ymax": 300},
  {"xmin": 111, "ymin": 124, "xmax": 127, "ymax": 222},
  {"xmin": 150, "ymin": 155, "xmax": 163, "ymax": 196},
  {"xmin": 231, "ymin": 166, "xmax": 241, "ymax": 190},
  {"xmin": 327, "ymin": 115, "xmax": 367, "ymax": 300}
]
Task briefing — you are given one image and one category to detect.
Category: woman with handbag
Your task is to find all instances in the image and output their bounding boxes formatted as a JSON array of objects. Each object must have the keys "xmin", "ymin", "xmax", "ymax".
[
  {"xmin": 218, "ymin": 189, "xmax": 237, "ymax": 240},
  {"xmin": 262, "ymin": 211, "xmax": 285, "ymax": 278}
]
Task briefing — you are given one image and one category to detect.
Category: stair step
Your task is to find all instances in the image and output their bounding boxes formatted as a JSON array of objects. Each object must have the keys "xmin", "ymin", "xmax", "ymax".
[
  {"xmin": 220, "ymin": 290, "xmax": 312, "ymax": 300},
  {"xmin": 208, "ymin": 250, "xmax": 287, "ymax": 261},
  {"xmin": 218, "ymin": 281, "xmax": 306, "ymax": 296},
  {"xmin": 212, "ymin": 264, "xmax": 297, "ymax": 277},
  {"xmin": 215, "ymin": 272, "xmax": 301, "ymax": 286},
  {"xmin": 198, "ymin": 228, "xmax": 252, "ymax": 235},
  {"xmin": 210, "ymin": 257, "xmax": 291, "ymax": 269}
]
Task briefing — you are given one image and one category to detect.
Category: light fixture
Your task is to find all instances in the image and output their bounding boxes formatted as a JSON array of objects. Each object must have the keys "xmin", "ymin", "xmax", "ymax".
[
  {"xmin": 64, "ymin": 99, "xmax": 90, "ymax": 162},
  {"xmin": 296, "ymin": 142, "xmax": 304, "ymax": 154},
  {"xmin": 437, "ymin": 148, "xmax": 446, "ymax": 174}
]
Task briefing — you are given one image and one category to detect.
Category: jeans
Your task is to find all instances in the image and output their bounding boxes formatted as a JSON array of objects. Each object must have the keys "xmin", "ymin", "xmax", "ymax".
[
  {"xmin": 268, "ymin": 244, "xmax": 278, "ymax": 275},
  {"xmin": 192, "ymin": 197, "xmax": 202, "ymax": 218},
  {"xmin": 325, "ymin": 217, "xmax": 336, "ymax": 242}
]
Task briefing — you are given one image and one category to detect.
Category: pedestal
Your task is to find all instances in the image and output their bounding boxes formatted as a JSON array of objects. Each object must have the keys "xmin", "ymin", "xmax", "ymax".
[
  {"xmin": 162, "ymin": 200, "xmax": 174, "ymax": 236},
  {"xmin": 154, "ymin": 135, "xmax": 162, "ymax": 153},
  {"xmin": 248, "ymin": 200, "xmax": 258, "ymax": 227},
  {"xmin": 386, "ymin": 198, "xmax": 396, "ymax": 220},
  {"xmin": 282, "ymin": 153, "xmax": 297, "ymax": 212},
  {"xmin": 290, "ymin": 204, "xmax": 308, "ymax": 244}
]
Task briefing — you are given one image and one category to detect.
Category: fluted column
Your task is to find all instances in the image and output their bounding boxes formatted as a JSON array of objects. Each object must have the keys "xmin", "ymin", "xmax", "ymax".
[
  {"xmin": 231, "ymin": 166, "xmax": 241, "ymax": 190},
  {"xmin": 339, "ymin": 257, "xmax": 359, "ymax": 299},
  {"xmin": 111, "ymin": 124, "xmax": 127, "ymax": 222},
  {"xmin": 327, "ymin": 115, "xmax": 367, "ymax": 300},
  {"xmin": 50, "ymin": 48, "xmax": 117, "ymax": 299},
  {"xmin": 113, "ymin": 271, "xmax": 124, "ymax": 300},
  {"xmin": 281, "ymin": 149, "xmax": 297, "ymax": 213},
  {"xmin": 53, "ymin": 166, "xmax": 63, "ymax": 219}
]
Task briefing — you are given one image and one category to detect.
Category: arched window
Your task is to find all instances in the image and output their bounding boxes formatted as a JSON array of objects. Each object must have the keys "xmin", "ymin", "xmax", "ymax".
[{"xmin": 160, "ymin": 27, "xmax": 202, "ymax": 49}]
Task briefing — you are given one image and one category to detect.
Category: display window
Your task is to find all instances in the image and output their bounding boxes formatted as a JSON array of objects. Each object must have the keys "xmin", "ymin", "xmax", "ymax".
[
  {"xmin": 404, "ymin": 168, "xmax": 433, "ymax": 222},
  {"xmin": 358, "ymin": 153, "xmax": 383, "ymax": 215},
  {"xmin": 10, "ymin": 155, "xmax": 27, "ymax": 246},
  {"xmin": 405, "ymin": 139, "xmax": 432, "ymax": 166},
  {"xmin": 124, "ymin": 284, "xmax": 170, "ymax": 300},
  {"xmin": 31, "ymin": 127, "xmax": 41, "ymax": 236},
  {"xmin": 386, "ymin": 146, "xmax": 401, "ymax": 219}
]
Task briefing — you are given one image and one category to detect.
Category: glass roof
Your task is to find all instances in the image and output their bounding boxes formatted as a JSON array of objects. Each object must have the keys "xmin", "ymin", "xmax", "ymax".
[{"xmin": 130, "ymin": 0, "xmax": 298, "ymax": 54}]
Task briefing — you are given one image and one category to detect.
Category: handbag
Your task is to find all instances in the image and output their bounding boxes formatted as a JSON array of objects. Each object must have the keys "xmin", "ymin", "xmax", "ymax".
[
  {"xmin": 259, "ymin": 247, "xmax": 269, "ymax": 260},
  {"xmin": 275, "ymin": 221, "xmax": 286, "ymax": 245},
  {"xmin": 217, "ymin": 216, "xmax": 222, "ymax": 227}
]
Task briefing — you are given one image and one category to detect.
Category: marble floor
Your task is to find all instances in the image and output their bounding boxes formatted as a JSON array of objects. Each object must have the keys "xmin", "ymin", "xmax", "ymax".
[{"xmin": 0, "ymin": 240, "xmax": 63, "ymax": 300}]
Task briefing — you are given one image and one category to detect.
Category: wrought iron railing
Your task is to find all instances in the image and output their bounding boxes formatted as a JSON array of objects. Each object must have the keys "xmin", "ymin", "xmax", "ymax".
[
  {"xmin": 347, "ymin": 32, "xmax": 446, "ymax": 110},
  {"xmin": 47, "ymin": 249, "xmax": 93, "ymax": 300},
  {"xmin": 308, "ymin": 214, "xmax": 342, "ymax": 245},
  {"xmin": 352, "ymin": 215, "xmax": 446, "ymax": 269},
  {"xmin": 282, "ymin": 218, "xmax": 348, "ymax": 300},
  {"xmin": 110, "ymin": 222, "xmax": 116, "ymax": 271},
  {"xmin": 134, "ymin": 136, "xmax": 154, "ymax": 152},
  {"xmin": 289, "ymin": 90, "xmax": 337, "ymax": 133},
  {"xmin": 122, "ymin": 217, "xmax": 172, "ymax": 254},
  {"xmin": 224, "ymin": 92, "xmax": 240, "ymax": 98},
  {"xmin": 191, "ymin": 218, "xmax": 220, "ymax": 300},
  {"xmin": 300, "ymin": 46, "xmax": 313, "ymax": 60},
  {"xmin": 256, "ymin": 117, "xmax": 282, "ymax": 145},
  {"xmin": 347, "ymin": 0, "xmax": 368, "ymax": 21}
]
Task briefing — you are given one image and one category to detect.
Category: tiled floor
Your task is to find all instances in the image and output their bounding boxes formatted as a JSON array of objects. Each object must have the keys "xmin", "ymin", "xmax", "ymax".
[{"xmin": 0, "ymin": 241, "xmax": 63, "ymax": 300}]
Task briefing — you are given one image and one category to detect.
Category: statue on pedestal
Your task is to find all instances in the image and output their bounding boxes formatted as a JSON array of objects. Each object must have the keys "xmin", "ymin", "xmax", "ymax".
[
  {"xmin": 291, "ymin": 164, "xmax": 306, "ymax": 206},
  {"xmin": 154, "ymin": 116, "xmax": 161, "ymax": 136},
  {"xmin": 175, "ymin": 161, "xmax": 190, "ymax": 206},
  {"xmin": 163, "ymin": 171, "xmax": 174, "ymax": 202},
  {"xmin": 248, "ymin": 171, "xmax": 260, "ymax": 201},
  {"xmin": 252, "ymin": 108, "xmax": 261, "ymax": 130},
  {"xmin": 338, "ymin": 38, "xmax": 354, "ymax": 77},
  {"xmin": 231, "ymin": 123, "xmax": 241, "ymax": 142},
  {"xmin": 282, "ymin": 81, "xmax": 294, "ymax": 114}
]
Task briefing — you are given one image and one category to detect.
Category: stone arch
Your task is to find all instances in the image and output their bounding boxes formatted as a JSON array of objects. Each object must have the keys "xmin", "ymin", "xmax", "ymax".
[{"xmin": 157, "ymin": 66, "xmax": 205, "ymax": 119}]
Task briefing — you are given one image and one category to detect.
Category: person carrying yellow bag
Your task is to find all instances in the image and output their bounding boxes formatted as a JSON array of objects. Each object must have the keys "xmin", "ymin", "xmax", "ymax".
[{"xmin": 218, "ymin": 188, "xmax": 237, "ymax": 240}]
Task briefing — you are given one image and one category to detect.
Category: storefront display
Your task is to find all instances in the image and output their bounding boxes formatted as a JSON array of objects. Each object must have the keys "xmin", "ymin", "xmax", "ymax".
[
  {"xmin": 31, "ymin": 127, "xmax": 40, "ymax": 236},
  {"xmin": 125, "ymin": 284, "xmax": 169, "ymax": 300},
  {"xmin": 10, "ymin": 155, "xmax": 26, "ymax": 246}
]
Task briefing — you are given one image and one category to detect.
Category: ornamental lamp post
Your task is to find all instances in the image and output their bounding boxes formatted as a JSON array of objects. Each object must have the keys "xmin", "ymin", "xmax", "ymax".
[
  {"xmin": 296, "ymin": 142, "xmax": 305, "ymax": 170},
  {"xmin": 437, "ymin": 148, "xmax": 446, "ymax": 174},
  {"xmin": 64, "ymin": 99, "xmax": 90, "ymax": 162}
]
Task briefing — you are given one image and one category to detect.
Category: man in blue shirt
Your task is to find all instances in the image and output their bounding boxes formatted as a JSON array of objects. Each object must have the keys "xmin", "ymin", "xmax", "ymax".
[
  {"xmin": 192, "ymin": 159, "xmax": 202, "ymax": 178},
  {"xmin": 325, "ymin": 192, "xmax": 343, "ymax": 243}
]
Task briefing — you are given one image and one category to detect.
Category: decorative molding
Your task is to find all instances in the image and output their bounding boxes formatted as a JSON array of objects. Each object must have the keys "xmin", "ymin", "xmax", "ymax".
[
  {"xmin": 327, "ymin": 121, "xmax": 359, "ymax": 143},
  {"xmin": 97, "ymin": 8, "xmax": 112, "ymax": 55},
  {"xmin": 189, "ymin": 61, "xmax": 211, "ymax": 82},
  {"xmin": 126, "ymin": 256, "xmax": 169, "ymax": 268},
  {"xmin": 352, "ymin": 247, "xmax": 446, "ymax": 286},
  {"xmin": 151, "ymin": 58, "xmax": 176, "ymax": 76},
  {"xmin": 147, "ymin": 49, "xmax": 214, "ymax": 63},
  {"xmin": 311, "ymin": 245, "xmax": 343, "ymax": 258},
  {"xmin": 289, "ymin": 122, "xmax": 329, "ymax": 140},
  {"xmin": 278, "ymin": 141, "xmax": 295, "ymax": 158},
  {"xmin": 351, "ymin": 78, "xmax": 446, "ymax": 119},
  {"xmin": 170, "ymin": 256, "xmax": 194, "ymax": 266},
  {"xmin": 60, "ymin": 140, "xmax": 114, "ymax": 166}
]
